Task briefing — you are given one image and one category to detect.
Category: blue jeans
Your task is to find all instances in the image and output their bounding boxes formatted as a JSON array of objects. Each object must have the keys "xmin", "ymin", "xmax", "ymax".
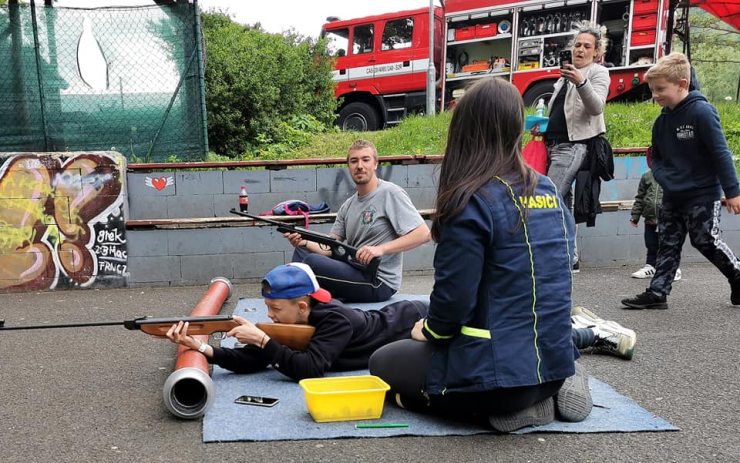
[
  {"xmin": 547, "ymin": 142, "xmax": 587, "ymax": 263},
  {"xmin": 292, "ymin": 246, "xmax": 395, "ymax": 303}
]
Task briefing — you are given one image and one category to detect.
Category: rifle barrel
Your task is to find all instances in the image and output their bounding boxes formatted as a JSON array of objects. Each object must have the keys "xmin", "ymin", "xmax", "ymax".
[{"xmin": 0, "ymin": 319, "xmax": 124, "ymax": 331}]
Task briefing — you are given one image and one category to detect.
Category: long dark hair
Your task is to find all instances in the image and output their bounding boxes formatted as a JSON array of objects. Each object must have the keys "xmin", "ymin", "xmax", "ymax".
[{"xmin": 432, "ymin": 78, "xmax": 537, "ymax": 242}]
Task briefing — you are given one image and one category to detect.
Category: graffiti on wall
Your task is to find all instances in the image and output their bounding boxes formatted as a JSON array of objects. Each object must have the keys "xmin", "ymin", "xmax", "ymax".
[{"xmin": 0, "ymin": 152, "xmax": 127, "ymax": 292}]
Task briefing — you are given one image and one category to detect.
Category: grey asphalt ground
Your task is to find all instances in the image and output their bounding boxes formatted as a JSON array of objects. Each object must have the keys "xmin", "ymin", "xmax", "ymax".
[{"xmin": 1, "ymin": 262, "xmax": 739, "ymax": 463}]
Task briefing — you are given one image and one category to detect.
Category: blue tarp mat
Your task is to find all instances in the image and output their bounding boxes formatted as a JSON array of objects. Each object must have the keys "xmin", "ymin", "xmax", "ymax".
[{"xmin": 202, "ymin": 296, "xmax": 678, "ymax": 442}]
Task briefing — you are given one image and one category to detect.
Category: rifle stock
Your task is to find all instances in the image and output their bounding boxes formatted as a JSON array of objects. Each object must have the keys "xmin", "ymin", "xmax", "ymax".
[
  {"xmin": 129, "ymin": 315, "xmax": 315, "ymax": 351},
  {"xmin": 1, "ymin": 315, "xmax": 316, "ymax": 351},
  {"xmin": 229, "ymin": 208, "xmax": 380, "ymax": 277}
]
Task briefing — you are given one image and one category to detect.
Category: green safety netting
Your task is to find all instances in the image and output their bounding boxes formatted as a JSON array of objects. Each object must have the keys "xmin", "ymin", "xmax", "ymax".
[{"xmin": 0, "ymin": 2, "xmax": 207, "ymax": 162}]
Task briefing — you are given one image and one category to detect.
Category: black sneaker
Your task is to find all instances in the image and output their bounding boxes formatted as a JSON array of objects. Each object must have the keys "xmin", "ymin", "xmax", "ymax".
[
  {"xmin": 731, "ymin": 281, "xmax": 740, "ymax": 305},
  {"xmin": 572, "ymin": 261, "xmax": 580, "ymax": 274},
  {"xmin": 621, "ymin": 290, "xmax": 667, "ymax": 310}
]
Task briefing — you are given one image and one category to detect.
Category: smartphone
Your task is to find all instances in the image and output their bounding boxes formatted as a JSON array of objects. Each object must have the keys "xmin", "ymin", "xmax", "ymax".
[
  {"xmin": 559, "ymin": 50, "xmax": 572, "ymax": 68},
  {"xmin": 234, "ymin": 395, "xmax": 279, "ymax": 407}
]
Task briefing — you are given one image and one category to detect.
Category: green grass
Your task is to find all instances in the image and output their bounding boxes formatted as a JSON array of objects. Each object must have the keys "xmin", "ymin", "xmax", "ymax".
[
  {"xmin": 204, "ymin": 101, "xmax": 739, "ymax": 165},
  {"xmin": 286, "ymin": 101, "xmax": 739, "ymax": 160}
]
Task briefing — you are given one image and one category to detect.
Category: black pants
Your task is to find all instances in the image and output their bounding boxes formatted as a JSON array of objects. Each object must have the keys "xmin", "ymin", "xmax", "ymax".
[
  {"xmin": 369, "ymin": 339, "xmax": 564, "ymax": 418},
  {"xmin": 292, "ymin": 247, "xmax": 395, "ymax": 303},
  {"xmin": 650, "ymin": 200, "xmax": 740, "ymax": 296},
  {"xmin": 644, "ymin": 222, "xmax": 659, "ymax": 267}
]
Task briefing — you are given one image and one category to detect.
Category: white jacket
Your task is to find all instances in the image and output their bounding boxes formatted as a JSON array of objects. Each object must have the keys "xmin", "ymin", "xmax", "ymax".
[{"xmin": 548, "ymin": 62, "xmax": 610, "ymax": 142}]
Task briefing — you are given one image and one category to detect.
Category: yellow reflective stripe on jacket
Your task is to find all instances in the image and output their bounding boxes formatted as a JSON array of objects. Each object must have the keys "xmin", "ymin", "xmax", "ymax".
[
  {"xmin": 460, "ymin": 326, "xmax": 491, "ymax": 339},
  {"xmin": 424, "ymin": 320, "xmax": 491, "ymax": 339},
  {"xmin": 423, "ymin": 319, "xmax": 454, "ymax": 340}
]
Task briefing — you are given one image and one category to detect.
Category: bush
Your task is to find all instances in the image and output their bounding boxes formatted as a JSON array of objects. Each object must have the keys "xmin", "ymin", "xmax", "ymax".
[{"xmin": 201, "ymin": 12, "xmax": 336, "ymax": 157}]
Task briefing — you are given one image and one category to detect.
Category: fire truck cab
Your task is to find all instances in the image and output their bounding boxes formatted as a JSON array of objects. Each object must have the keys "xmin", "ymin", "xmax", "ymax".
[{"xmin": 321, "ymin": 8, "xmax": 443, "ymax": 131}]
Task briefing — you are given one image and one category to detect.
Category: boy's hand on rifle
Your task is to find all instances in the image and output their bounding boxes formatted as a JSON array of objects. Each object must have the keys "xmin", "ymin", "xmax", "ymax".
[
  {"xmin": 226, "ymin": 316, "xmax": 270, "ymax": 348},
  {"xmin": 725, "ymin": 196, "xmax": 740, "ymax": 215},
  {"xmin": 166, "ymin": 321, "xmax": 201, "ymax": 351}
]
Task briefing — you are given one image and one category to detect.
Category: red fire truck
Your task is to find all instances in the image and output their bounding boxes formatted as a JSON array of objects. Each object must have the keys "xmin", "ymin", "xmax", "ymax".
[{"xmin": 322, "ymin": 0, "xmax": 671, "ymax": 131}]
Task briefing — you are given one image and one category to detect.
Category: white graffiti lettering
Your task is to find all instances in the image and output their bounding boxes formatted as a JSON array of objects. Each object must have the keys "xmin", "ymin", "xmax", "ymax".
[
  {"xmin": 98, "ymin": 261, "xmax": 127, "ymax": 275},
  {"xmin": 93, "ymin": 244, "xmax": 127, "ymax": 260},
  {"xmin": 97, "ymin": 228, "xmax": 125, "ymax": 244}
]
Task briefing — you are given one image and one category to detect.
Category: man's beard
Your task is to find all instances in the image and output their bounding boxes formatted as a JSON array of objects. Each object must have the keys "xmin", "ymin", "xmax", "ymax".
[{"xmin": 352, "ymin": 172, "xmax": 373, "ymax": 185}]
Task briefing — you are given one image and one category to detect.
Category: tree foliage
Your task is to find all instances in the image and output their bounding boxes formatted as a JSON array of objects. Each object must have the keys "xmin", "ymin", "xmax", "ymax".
[
  {"xmin": 677, "ymin": 9, "xmax": 740, "ymax": 102},
  {"xmin": 201, "ymin": 12, "xmax": 337, "ymax": 157}
]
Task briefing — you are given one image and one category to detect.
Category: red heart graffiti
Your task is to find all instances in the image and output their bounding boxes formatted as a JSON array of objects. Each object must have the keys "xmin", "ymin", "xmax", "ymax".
[{"xmin": 151, "ymin": 177, "xmax": 167, "ymax": 191}]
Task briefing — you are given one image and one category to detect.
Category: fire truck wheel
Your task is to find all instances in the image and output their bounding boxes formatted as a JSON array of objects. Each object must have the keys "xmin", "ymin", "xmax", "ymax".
[
  {"xmin": 338, "ymin": 102, "xmax": 379, "ymax": 131},
  {"xmin": 523, "ymin": 81, "xmax": 556, "ymax": 107}
]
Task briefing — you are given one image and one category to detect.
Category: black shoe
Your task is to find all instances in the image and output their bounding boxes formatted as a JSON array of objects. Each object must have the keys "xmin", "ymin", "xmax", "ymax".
[
  {"xmin": 572, "ymin": 261, "xmax": 580, "ymax": 274},
  {"xmin": 731, "ymin": 281, "xmax": 740, "ymax": 305},
  {"xmin": 621, "ymin": 290, "xmax": 667, "ymax": 310}
]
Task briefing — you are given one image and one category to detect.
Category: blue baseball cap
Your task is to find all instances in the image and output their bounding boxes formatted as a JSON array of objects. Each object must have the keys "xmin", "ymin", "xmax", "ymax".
[{"xmin": 261, "ymin": 263, "xmax": 332, "ymax": 303}]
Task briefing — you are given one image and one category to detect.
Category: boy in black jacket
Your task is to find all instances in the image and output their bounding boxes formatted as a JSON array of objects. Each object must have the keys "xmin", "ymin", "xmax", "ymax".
[
  {"xmin": 166, "ymin": 262, "xmax": 426, "ymax": 381},
  {"xmin": 622, "ymin": 52, "xmax": 740, "ymax": 310}
]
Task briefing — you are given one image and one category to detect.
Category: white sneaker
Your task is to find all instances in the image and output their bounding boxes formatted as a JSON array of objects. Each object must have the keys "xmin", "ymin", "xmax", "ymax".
[
  {"xmin": 571, "ymin": 307, "xmax": 637, "ymax": 360},
  {"xmin": 631, "ymin": 264, "xmax": 655, "ymax": 279},
  {"xmin": 674, "ymin": 268, "xmax": 682, "ymax": 281},
  {"xmin": 593, "ymin": 322, "xmax": 637, "ymax": 360}
]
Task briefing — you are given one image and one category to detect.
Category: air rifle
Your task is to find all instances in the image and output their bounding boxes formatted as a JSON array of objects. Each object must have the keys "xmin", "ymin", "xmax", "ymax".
[
  {"xmin": 229, "ymin": 208, "xmax": 380, "ymax": 277},
  {"xmin": 0, "ymin": 315, "xmax": 315, "ymax": 351}
]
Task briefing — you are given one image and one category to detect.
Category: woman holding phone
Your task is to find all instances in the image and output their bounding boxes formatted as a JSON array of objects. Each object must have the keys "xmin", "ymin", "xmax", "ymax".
[{"xmin": 545, "ymin": 22, "xmax": 610, "ymax": 272}]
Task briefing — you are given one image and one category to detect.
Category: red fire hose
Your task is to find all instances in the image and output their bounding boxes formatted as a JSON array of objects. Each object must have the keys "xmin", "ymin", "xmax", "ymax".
[{"xmin": 162, "ymin": 277, "xmax": 232, "ymax": 419}]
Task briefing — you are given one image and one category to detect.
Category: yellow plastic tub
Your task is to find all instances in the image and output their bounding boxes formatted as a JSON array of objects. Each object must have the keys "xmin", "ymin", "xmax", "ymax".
[{"xmin": 299, "ymin": 375, "xmax": 390, "ymax": 423}]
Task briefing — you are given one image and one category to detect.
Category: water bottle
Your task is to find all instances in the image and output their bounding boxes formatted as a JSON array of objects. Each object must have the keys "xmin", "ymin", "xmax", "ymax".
[
  {"xmin": 536, "ymin": 98, "xmax": 546, "ymax": 117},
  {"xmin": 239, "ymin": 185, "xmax": 249, "ymax": 212}
]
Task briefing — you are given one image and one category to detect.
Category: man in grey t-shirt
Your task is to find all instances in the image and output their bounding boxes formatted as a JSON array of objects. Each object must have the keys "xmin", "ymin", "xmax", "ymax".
[{"xmin": 285, "ymin": 140, "xmax": 430, "ymax": 302}]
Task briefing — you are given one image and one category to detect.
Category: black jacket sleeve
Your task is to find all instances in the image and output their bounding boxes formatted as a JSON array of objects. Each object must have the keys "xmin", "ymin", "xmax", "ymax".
[
  {"xmin": 259, "ymin": 311, "xmax": 355, "ymax": 381},
  {"xmin": 209, "ymin": 345, "xmax": 271, "ymax": 374}
]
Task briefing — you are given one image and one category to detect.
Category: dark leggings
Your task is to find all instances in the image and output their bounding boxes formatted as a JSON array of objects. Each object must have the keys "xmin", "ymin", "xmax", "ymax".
[
  {"xmin": 292, "ymin": 247, "xmax": 395, "ymax": 303},
  {"xmin": 645, "ymin": 222, "xmax": 659, "ymax": 267},
  {"xmin": 369, "ymin": 339, "xmax": 564, "ymax": 418}
]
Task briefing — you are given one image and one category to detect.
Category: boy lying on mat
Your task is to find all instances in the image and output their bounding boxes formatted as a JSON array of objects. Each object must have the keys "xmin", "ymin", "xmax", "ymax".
[{"xmin": 166, "ymin": 263, "xmax": 426, "ymax": 381}]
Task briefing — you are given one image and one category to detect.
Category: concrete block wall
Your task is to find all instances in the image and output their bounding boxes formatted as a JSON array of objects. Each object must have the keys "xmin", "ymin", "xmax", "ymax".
[
  {"xmin": 126, "ymin": 164, "xmax": 439, "ymax": 286},
  {"xmin": 122, "ymin": 156, "xmax": 740, "ymax": 286},
  {"xmin": 126, "ymin": 164, "xmax": 439, "ymax": 220}
]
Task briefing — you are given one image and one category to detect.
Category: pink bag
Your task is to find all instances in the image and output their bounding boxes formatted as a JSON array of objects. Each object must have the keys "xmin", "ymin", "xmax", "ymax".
[{"xmin": 522, "ymin": 137, "xmax": 547, "ymax": 175}]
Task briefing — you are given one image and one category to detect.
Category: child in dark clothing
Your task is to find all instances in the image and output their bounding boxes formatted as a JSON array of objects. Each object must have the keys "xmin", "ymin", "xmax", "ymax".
[
  {"xmin": 165, "ymin": 262, "xmax": 634, "ymax": 387},
  {"xmin": 166, "ymin": 263, "xmax": 426, "ymax": 381},
  {"xmin": 622, "ymin": 52, "xmax": 740, "ymax": 310},
  {"xmin": 629, "ymin": 154, "xmax": 681, "ymax": 281}
]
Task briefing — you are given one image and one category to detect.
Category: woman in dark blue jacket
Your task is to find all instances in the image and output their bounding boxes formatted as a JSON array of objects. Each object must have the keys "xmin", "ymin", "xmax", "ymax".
[{"xmin": 369, "ymin": 78, "xmax": 591, "ymax": 432}]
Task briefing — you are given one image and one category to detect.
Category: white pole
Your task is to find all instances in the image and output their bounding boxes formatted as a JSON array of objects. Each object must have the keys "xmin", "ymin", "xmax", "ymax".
[{"xmin": 426, "ymin": 0, "xmax": 436, "ymax": 116}]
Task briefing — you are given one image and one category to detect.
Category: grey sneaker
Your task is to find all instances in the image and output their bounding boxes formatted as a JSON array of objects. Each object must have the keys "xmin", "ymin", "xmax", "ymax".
[
  {"xmin": 555, "ymin": 363, "xmax": 592, "ymax": 422},
  {"xmin": 488, "ymin": 397, "xmax": 555, "ymax": 433}
]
